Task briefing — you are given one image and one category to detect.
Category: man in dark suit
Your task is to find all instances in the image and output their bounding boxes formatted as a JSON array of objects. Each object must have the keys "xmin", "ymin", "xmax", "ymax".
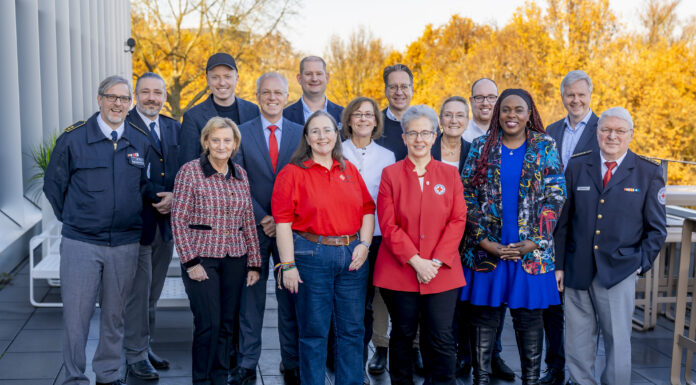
[
  {"xmin": 283, "ymin": 56, "xmax": 343, "ymax": 125},
  {"xmin": 231, "ymin": 72, "xmax": 303, "ymax": 385},
  {"xmin": 123, "ymin": 72, "xmax": 181, "ymax": 380},
  {"xmin": 541, "ymin": 70, "xmax": 600, "ymax": 385},
  {"xmin": 179, "ymin": 52, "xmax": 260, "ymax": 165},
  {"xmin": 555, "ymin": 107, "xmax": 666, "ymax": 385},
  {"xmin": 374, "ymin": 64, "xmax": 412, "ymax": 161}
]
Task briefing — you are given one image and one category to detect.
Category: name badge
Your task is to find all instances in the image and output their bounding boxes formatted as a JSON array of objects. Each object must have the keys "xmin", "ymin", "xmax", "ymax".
[
  {"xmin": 128, "ymin": 156, "xmax": 145, "ymax": 168},
  {"xmin": 577, "ymin": 186, "xmax": 590, "ymax": 191}
]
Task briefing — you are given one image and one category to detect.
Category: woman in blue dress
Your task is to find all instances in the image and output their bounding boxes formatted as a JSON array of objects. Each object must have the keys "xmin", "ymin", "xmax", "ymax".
[{"xmin": 459, "ymin": 89, "xmax": 566, "ymax": 385}]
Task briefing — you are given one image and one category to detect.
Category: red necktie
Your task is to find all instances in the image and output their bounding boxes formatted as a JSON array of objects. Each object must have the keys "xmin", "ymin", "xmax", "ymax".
[
  {"xmin": 268, "ymin": 125, "xmax": 279, "ymax": 172},
  {"xmin": 603, "ymin": 161, "xmax": 617, "ymax": 188}
]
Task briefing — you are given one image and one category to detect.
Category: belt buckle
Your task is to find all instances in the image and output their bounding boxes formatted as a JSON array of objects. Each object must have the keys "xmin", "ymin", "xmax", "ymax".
[{"xmin": 343, "ymin": 235, "xmax": 350, "ymax": 246}]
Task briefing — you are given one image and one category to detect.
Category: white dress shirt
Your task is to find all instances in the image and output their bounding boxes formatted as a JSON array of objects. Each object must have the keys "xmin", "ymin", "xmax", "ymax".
[
  {"xmin": 137, "ymin": 109, "xmax": 160, "ymax": 138},
  {"xmin": 462, "ymin": 120, "xmax": 486, "ymax": 143},
  {"xmin": 97, "ymin": 114, "xmax": 124, "ymax": 140}
]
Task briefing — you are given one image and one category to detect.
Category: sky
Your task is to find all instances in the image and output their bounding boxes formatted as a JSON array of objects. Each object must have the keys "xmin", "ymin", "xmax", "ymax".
[{"xmin": 280, "ymin": 0, "xmax": 696, "ymax": 55}]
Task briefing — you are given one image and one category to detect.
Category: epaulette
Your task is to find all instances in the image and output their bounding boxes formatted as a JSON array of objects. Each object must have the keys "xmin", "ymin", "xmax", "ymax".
[
  {"xmin": 638, "ymin": 155, "xmax": 661, "ymax": 166},
  {"xmin": 159, "ymin": 113, "xmax": 177, "ymax": 122},
  {"xmin": 571, "ymin": 150, "xmax": 592, "ymax": 158},
  {"xmin": 128, "ymin": 121, "xmax": 149, "ymax": 137},
  {"xmin": 64, "ymin": 120, "xmax": 86, "ymax": 133}
]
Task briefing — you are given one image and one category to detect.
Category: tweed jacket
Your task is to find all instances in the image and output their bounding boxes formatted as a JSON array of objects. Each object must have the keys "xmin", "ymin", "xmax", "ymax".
[
  {"xmin": 461, "ymin": 130, "xmax": 566, "ymax": 274},
  {"xmin": 171, "ymin": 155, "xmax": 261, "ymax": 270}
]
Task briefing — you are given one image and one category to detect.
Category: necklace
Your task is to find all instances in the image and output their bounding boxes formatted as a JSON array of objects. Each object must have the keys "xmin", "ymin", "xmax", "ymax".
[{"xmin": 441, "ymin": 141, "xmax": 460, "ymax": 156}]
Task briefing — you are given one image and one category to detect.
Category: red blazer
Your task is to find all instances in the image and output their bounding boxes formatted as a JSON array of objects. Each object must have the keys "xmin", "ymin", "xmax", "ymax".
[{"xmin": 373, "ymin": 157, "xmax": 467, "ymax": 294}]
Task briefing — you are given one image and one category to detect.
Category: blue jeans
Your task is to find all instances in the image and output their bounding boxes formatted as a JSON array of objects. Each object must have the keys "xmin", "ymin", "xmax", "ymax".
[{"xmin": 293, "ymin": 233, "xmax": 368, "ymax": 385}]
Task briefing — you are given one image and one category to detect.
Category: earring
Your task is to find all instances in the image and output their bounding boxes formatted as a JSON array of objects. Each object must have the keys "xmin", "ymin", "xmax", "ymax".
[{"xmin": 526, "ymin": 120, "xmax": 532, "ymax": 128}]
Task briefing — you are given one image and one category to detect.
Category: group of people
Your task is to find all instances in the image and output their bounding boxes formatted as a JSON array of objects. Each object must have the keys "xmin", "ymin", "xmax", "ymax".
[{"xmin": 42, "ymin": 51, "xmax": 667, "ymax": 385}]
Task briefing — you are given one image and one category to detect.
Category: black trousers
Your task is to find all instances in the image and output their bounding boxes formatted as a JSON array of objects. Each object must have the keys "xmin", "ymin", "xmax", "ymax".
[
  {"xmin": 363, "ymin": 236, "xmax": 382, "ymax": 347},
  {"xmin": 543, "ymin": 298, "xmax": 565, "ymax": 370},
  {"xmin": 382, "ymin": 288, "xmax": 458, "ymax": 385},
  {"xmin": 182, "ymin": 256, "xmax": 246, "ymax": 385},
  {"xmin": 470, "ymin": 304, "xmax": 543, "ymax": 332}
]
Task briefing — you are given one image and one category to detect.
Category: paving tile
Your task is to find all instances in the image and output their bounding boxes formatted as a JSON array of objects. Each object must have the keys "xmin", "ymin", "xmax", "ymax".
[
  {"xmin": 0, "ymin": 320, "xmax": 25, "ymax": 340},
  {"xmin": 257, "ymin": 349, "xmax": 281, "ymax": 374},
  {"xmin": 0, "ymin": 352, "xmax": 62, "ymax": 380},
  {"xmin": 22, "ymin": 309, "xmax": 63, "ymax": 330},
  {"xmin": 7, "ymin": 329, "xmax": 62, "ymax": 353},
  {"xmin": 0, "ymin": 380, "xmax": 55, "ymax": 384}
]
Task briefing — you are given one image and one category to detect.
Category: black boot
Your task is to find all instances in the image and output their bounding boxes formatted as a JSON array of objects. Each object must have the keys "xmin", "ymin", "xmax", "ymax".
[
  {"xmin": 471, "ymin": 326, "xmax": 496, "ymax": 385},
  {"xmin": 368, "ymin": 346, "xmax": 387, "ymax": 374},
  {"xmin": 515, "ymin": 328, "xmax": 543, "ymax": 385}
]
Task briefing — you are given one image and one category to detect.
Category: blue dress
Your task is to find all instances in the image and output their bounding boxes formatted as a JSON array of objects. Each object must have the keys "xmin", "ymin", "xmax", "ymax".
[{"xmin": 460, "ymin": 142, "xmax": 560, "ymax": 309}]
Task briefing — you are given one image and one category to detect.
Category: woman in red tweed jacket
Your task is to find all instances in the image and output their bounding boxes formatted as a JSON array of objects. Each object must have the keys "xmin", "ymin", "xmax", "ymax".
[{"xmin": 171, "ymin": 116, "xmax": 261, "ymax": 385}]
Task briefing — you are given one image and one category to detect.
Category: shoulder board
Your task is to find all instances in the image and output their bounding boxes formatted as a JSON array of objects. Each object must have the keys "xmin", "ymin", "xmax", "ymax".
[
  {"xmin": 638, "ymin": 155, "xmax": 661, "ymax": 166},
  {"xmin": 571, "ymin": 150, "xmax": 592, "ymax": 158},
  {"xmin": 64, "ymin": 120, "xmax": 86, "ymax": 133},
  {"xmin": 128, "ymin": 121, "xmax": 149, "ymax": 136},
  {"xmin": 159, "ymin": 113, "xmax": 177, "ymax": 122}
]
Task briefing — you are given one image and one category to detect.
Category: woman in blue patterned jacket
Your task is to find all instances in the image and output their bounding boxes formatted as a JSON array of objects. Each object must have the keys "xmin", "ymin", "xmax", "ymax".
[{"xmin": 459, "ymin": 89, "xmax": 566, "ymax": 385}]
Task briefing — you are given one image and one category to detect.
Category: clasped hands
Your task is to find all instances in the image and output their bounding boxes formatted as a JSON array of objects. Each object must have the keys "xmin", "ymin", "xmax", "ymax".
[
  {"xmin": 408, "ymin": 255, "xmax": 442, "ymax": 284},
  {"xmin": 480, "ymin": 239, "xmax": 537, "ymax": 261}
]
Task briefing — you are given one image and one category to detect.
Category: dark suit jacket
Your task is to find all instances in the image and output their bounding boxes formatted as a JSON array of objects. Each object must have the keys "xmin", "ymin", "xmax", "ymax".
[
  {"xmin": 126, "ymin": 110, "xmax": 181, "ymax": 244},
  {"xmin": 431, "ymin": 135, "xmax": 471, "ymax": 175},
  {"xmin": 546, "ymin": 112, "xmax": 600, "ymax": 167},
  {"xmin": 179, "ymin": 94, "xmax": 260, "ymax": 165},
  {"xmin": 555, "ymin": 150, "xmax": 667, "ymax": 289},
  {"xmin": 282, "ymin": 98, "xmax": 344, "ymax": 126},
  {"xmin": 234, "ymin": 117, "xmax": 304, "ymax": 224},
  {"xmin": 375, "ymin": 109, "xmax": 408, "ymax": 161}
]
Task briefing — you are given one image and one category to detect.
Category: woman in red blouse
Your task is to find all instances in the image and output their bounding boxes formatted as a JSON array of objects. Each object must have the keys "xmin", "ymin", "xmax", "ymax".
[
  {"xmin": 373, "ymin": 105, "xmax": 467, "ymax": 385},
  {"xmin": 272, "ymin": 111, "xmax": 375, "ymax": 385},
  {"xmin": 171, "ymin": 117, "xmax": 261, "ymax": 385}
]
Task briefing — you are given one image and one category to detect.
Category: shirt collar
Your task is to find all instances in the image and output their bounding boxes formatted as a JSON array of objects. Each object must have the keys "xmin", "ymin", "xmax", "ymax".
[
  {"xmin": 301, "ymin": 95, "xmax": 328, "ymax": 115},
  {"xmin": 600, "ymin": 151, "xmax": 628, "ymax": 168},
  {"xmin": 302, "ymin": 158, "xmax": 340, "ymax": 170},
  {"xmin": 260, "ymin": 115, "xmax": 283, "ymax": 131},
  {"xmin": 386, "ymin": 107, "xmax": 400, "ymax": 122},
  {"xmin": 563, "ymin": 108, "xmax": 593, "ymax": 131},
  {"xmin": 96, "ymin": 113, "xmax": 124, "ymax": 140},
  {"xmin": 136, "ymin": 108, "xmax": 158, "ymax": 129},
  {"xmin": 199, "ymin": 154, "xmax": 241, "ymax": 180}
]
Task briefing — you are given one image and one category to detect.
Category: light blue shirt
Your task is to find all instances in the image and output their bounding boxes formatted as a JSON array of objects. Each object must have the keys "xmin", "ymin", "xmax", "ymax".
[
  {"xmin": 136, "ymin": 108, "xmax": 160, "ymax": 138},
  {"xmin": 260, "ymin": 115, "xmax": 283, "ymax": 150},
  {"xmin": 301, "ymin": 96, "xmax": 328, "ymax": 122},
  {"xmin": 97, "ymin": 114, "xmax": 124, "ymax": 140},
  {"xmin": 561, "ymin": 109, "xmax": 593, "ymax": 169}
]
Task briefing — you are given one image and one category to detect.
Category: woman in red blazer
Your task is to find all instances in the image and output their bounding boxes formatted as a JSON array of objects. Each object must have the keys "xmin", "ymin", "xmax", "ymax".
[{"xmin": 373, "ymin": 105, "xmax": 467, "ymax": 385}]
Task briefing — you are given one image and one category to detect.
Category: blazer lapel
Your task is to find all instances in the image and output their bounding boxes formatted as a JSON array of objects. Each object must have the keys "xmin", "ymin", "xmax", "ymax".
[
  {"xmin": 131, "ymin": 111, "xmax": 162, "ymax": 156},
  {"xmin": 574, "ymin": 113, "xmax": 598, "ymax": 154},
  {"xmin": 249, "ymin": 118, "xmax": 275, "ymax": 175},
  {"xmin": 604, "ymin": 150, "xmax": 635, "ymax": 193},
  {"xmin": 277, "ymin": 119, "xmax": 298, "ymax": 170},
  {"xmin": 586, "ymin": 151, "xmax": 603, "ymax": 192},
  {"xmin": 431, "ymin": 135, "xmax": 443, "ymax": 161}
]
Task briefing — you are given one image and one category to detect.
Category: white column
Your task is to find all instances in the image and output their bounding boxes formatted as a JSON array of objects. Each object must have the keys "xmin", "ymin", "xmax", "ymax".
[
  {"xmin": 68, "ymin": 0, "xmax": 84, "ymax": 118},
  {"xmin": 38, "ymin": 0, "xmax": 60, "ymax": 136},
  {"xmin": 16, "ymin": 0, "xmax": 44, "ymax": 193},
  {"xmin": 90, "ymin": 0, "xmax": 98, "ymax": 90},
  {"xmin": 0, "ymin": 0, "xmax": 26, "ymax": 224},
  {"xmin": 55, "ymin": 0, "xmax": 73, "ymax": 127},
  {"xmin": 97, "ymin": 0, "xmax": 106, "ymax": 82},
  {"xmin": 80, "ymin": 0, "xmax": 93, "ymax": 113},
  {"xmin": 124, "ymin": 0, "xmax": 132, "ymax": 81},
  {"xmin": 104, "ymin": 0, "xmax": 113, "ymax": 75}
]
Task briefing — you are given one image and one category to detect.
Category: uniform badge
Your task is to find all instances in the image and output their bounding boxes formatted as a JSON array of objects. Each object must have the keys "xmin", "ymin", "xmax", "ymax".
[
  {"xmin": 577, "ymin": 186, "xmax": 590, "ymax": 191},
  {"xmin": 624, "ymin": 187, "xmax": 640, "ymax": 192},
  {"xmin": 658, "ymin": 187, "xmax": 666, "ymax": 205},
  {"xmin": 340, "ymin": 174, "xmax": 345, "ymax": 181},
  {"xmin": 434, "ymin": 184, "xmax": 446, "ymax": 195},
  {"xmin": 147, "ymin": 163, "xmax": 151, "ymax": 179}
]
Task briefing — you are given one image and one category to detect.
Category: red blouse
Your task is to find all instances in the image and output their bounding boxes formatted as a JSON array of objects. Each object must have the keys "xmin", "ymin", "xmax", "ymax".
[{"xmin": 272, "ymin": 159, "xmax": 375, "ymax": 236}]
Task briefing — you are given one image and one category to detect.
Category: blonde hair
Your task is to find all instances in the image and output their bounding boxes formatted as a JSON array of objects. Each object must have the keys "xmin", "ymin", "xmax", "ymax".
[{"xmin": 200, "ymin": 117, "xmax": 242, "ymax": 157}]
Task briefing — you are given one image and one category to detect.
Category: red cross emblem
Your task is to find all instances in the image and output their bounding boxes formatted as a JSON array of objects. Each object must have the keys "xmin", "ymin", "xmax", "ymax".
[{"xmin": 434, "ymin": 184, "xmax": 446, "ymax": 195}]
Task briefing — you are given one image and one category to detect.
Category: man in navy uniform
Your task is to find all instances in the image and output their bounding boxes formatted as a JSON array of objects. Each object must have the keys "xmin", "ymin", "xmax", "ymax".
[
  {"xmin": 232, "ymin": 72, "xmax": 303, "ymax": 385},
  {"xmin": 554, "ymin": 107, "xmax": 667, "ymax": 385},
  {"xmin": 283, "ymin": 56, "xmax": 343, "ymax": 126},
  {"xmin": 540, "ymin": 69, "xmax": 600, "ymax": 385},
  {"xmin": 179, "ymin": 52, "xmax": 260, "ymax": 165},
  {"xmin": 123, "ymin": 72, "xmax": 181, "ymax": 380},
  {"xmin": 43, "ymin": 75, "xmax": 152, "ymax": 385}
]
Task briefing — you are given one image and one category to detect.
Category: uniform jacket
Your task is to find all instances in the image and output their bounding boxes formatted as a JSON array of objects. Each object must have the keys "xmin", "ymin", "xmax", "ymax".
[
  {"xmin": 554, "ymin": 150, "xmax": 667, "ymax": 289},
  {"xmin": 178, "ymin": 94, "xmax": 260, "ymax": 165},
  {"xmin": 373, "ymin": 157, "xmax": 467, "ymax": 294},
  {"xmin": 461, "ymin": 131, "xmax": 566, "ymax": 274},
  {"xmin": 282, "ymin": 98, "xmax": 344, "ymax": 126},
  {"xmin": 431, "ymin": 135, "xmax": 471, "ymax": 176},
  {"xmin": 234, "ymin": 116, "xmax": 303, "ymax": 224},
  {"xmin": 171, "ymin": 156, "xmax": 261, "ymax": 269},
  {"xmin": 546, "ymin": 112, "xmax": 600, "ymax": 165},
  {"xmin": 126, "ymin": 110, "xmax": 181, "ymax": 244},
  {"xmin": 375, "ymin": 109, "xmax": 408, "ymax": 161},
  {"xmin": 43, "ymin": 112, "xmax": 151, "ymax": 246}
]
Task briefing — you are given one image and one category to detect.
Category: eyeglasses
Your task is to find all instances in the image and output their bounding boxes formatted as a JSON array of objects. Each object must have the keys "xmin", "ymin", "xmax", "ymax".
[
  {"xmin": 387, "ymin": 84, "xmax": 411, "ymax": 92},
  {"xmin": 598, "ymin": 127, "xmax": 631, "ymax": 136},
  {"xmin": 351, "ymin": 112, "xmax": 375, "ymax": 119},
  {"xmin": 471, "ymin": 95, "xmax": 498, "ymax": 104},
  {"xmin": 101, "ymin": 93, "xmax": 132, "ymax": 104},
  {"xmin": 308, "ymin": 127, "xmax": 337, "ymax": 137},
  {"xmin": 404, "ymin": 130, "xmax": 435, "ymax": 140},
  {"xmin": 442, "ymin": 113, "xmax": 468, "ymax": 120}
]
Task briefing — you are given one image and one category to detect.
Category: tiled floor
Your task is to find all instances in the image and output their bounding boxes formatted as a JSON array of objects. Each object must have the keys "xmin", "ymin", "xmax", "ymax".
[{"xmin": 0, "ymin": 261, "xmax": 684, "ymax": 385}]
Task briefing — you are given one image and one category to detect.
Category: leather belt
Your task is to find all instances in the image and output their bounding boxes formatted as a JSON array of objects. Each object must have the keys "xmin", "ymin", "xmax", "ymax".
[{"xmin": 296, "ymin": 231, "xmax": 357, "ymax": 246}]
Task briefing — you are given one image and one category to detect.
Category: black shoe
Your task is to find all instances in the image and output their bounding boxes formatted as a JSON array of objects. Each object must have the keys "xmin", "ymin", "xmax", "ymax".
[
  {"xmin": 283, "ymin": 367, "xmax": 300, "ymax": 385},
  {"xmin": 127, "ymin": 360, "xmax": 159, "ymax": 380},
  {"xmin": 148, "ymin": 349, "xmax": 170, "ymax": 370},
  {"xmin": 412, "ymin": 347, "xmax": 425, "ymax": 376},
  {"xmin": 540, "ymin": 367, "xmax": 565, "ymax": 385},
  {"xmin": 228, "ymin": 367, "xmax": 257, "ymax": 385},
  {"xmin": 96, "ymin": 379, "xmax": 126, "ymax": 385},
  {"xmin": 515, "ymin": 329, "xmax": 543, "ymax": 385},
  {"xmin": 367, "ymin": 346, "xmax": 387, "ymax": 375},
  {"xmin": 471, "ymin": 326, "xmax": 496, "ymax": 385},
  {"xmin": 492, "ymin": 356, "xmax": 516, "ymax": 381},
  {"xmin": 456, "ymin": 356, "xmax": 472, "ymax": 377}
]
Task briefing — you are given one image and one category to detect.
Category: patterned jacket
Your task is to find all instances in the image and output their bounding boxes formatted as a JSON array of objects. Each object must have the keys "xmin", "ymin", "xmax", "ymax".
[
  {"xmin": 172, "ymin": 155, "xmax": 261, "ymax": 270},
  {"xmin": 461, "ymin": 130, "xmax": 566, "ymax": 274}
]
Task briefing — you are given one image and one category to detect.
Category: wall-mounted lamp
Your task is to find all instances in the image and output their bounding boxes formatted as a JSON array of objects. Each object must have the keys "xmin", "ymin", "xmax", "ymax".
[{"xmin": 124, "ymin": 37, "xmax": 136, "ymax": 53}]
